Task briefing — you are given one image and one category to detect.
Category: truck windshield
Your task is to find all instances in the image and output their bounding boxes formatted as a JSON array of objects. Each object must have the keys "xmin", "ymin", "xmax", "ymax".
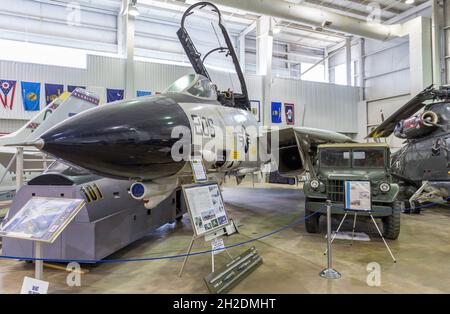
[
  {"xmin": 353, "ymin": 149, "xmax": 385, "ymax": 168},
  {"xmin": 320, "ymin": 149, "xmax": 351, "ymax": 167}
]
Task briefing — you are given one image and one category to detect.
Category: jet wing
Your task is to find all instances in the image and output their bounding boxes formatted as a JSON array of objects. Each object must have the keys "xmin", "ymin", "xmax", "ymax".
[
  {"xmin": 367, "ymin": 85, "xmax": 450, "ymax": 138},
  {"xmin": 292, "ymin": 127, "xmax": 355, "ymax": 144},
  {"xmin": 267, "ymin": 127, "xmax": 355, "ymax": 177}
]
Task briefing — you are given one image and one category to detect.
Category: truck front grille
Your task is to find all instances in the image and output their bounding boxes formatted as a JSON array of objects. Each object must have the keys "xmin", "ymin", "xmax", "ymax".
[{"xmin": 327, "ymin": 179, "xmax": 345, "ymax": 203}]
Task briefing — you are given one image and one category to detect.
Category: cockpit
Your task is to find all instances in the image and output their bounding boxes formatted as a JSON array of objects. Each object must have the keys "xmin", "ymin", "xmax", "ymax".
[{"xmin": 165, "ymin": 74, "xmax": 218, "ymax": 101}]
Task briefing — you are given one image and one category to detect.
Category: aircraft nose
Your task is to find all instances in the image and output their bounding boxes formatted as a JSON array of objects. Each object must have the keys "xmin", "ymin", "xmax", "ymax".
[{"xmin": 40, "ymin": 96, "xmax": 191, "ymax": 180}]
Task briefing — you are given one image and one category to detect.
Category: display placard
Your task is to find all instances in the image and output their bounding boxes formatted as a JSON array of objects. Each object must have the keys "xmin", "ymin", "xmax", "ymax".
[
  {"xmin": 190, "ymin": 157, "xmax": 208, "ymax": 182},
  {"xmin": 20, "ymin": 277, "xmax": 49, "ymax": 294},
  {"xmin": 0, "ymin": 197, "xmax": 85, "ymax": 243},
  {"xmin": 183, "ymin": 183, "xmax": 230, "ymax": 237},
  {"xmin": 345, "ymin": 181, "xmax": 372, "ymax": 211}
]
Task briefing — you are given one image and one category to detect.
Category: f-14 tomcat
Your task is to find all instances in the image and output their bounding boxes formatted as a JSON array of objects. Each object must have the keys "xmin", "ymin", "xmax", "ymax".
[
  {"xmin": 21, "ymin": 2, "xmax": 353, "ymax": 209},
  {"xmin": 368, "ymin": 85, "xmax": 450, "ymax": 212}
]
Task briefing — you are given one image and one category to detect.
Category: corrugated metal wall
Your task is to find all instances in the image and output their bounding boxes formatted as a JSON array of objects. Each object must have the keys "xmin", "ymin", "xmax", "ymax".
[
  {"xmin": 364, "ymin": 38, "xmax": 411, "ymax": 149},
  {"xmin": 0, "ymin": 54, "xmax": 359, "ymax": 134},
  {"xmin": 271, "ymin": 78, "xmax": 359, "ymax": 133}
]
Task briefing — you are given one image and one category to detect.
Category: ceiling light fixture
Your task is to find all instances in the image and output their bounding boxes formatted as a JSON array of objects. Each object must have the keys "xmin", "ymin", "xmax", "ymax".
[
  {"xmin": 128, "ymin": 0, "xmax": 140, "ymax": 16},
  {"xmin": 405, "ymin": 0, "xmax": 415, "ymax": 4}
]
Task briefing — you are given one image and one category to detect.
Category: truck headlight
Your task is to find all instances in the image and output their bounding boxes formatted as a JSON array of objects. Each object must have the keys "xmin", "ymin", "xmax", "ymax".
[
  {"xmin": 310, "ymin": 179, "xmax": 320, "ymax": 190},
  {"xmin": 379, "ymin": 182, "xmax": 391, "ymax": 193}
]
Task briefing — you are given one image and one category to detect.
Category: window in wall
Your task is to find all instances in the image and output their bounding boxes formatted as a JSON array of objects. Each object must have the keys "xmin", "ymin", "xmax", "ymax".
[
  {"xmin": 301, "ymin": 63, "xmax": 326, "ymax": 83},
  {"xmin": 334, "ymin": 63, "xmax": 347, "ymax": 85},
  {"xmin": 0, "ymin": 39, "xmax": 89, "ymax": 68}
]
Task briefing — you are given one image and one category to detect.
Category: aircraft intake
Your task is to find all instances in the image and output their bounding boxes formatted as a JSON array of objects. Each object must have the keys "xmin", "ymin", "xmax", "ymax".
[{"xmin": 394, "ymin": 111, "xmax": 439, "ymax": 139}]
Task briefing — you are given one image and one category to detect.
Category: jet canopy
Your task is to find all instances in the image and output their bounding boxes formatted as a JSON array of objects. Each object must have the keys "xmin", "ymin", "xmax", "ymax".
[{"xmin": 165, "ymin": 74, "xmax": 218, "ymax": 101}]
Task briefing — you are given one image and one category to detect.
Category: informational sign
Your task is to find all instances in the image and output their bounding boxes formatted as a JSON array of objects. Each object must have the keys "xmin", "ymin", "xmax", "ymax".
[
  {"xmin": 0, "ymin": 197, "xmax": 85, "ymax": 243},
  {"xmin": 345, "ymin": 181, "xmax": 372, "ymax": 211},
  {"xmin": 20, "ymin": 277, "xmax": 49, "ymax": 294},
  {"xmin": 250, "ymin": 100, "xmax": 261, "ymax": 122},
  {"xmin": 190, "ymin": 157, "xmax": 207, "ymax": 182},
  {"xmin": 211, "ymin": 238, "xmax": 225, "ymax": 255},
  {"xmin": 183, "ymin": 183, "xmax": 229, "ymax": 237}
]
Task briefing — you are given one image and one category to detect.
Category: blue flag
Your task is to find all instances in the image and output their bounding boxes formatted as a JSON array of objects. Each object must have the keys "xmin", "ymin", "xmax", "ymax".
[
  {"xmin": 107, "ymin": 88, "xmax": 124, "ymax": 103},
  {"xmin": 137, "ymin": 90, "xmax": 152, "ymax": 97},
  {"xmin": 68, "ymin": 85, "xmax": 86, "ymax": 93},
  {"xmin": 45, "ymin": 83, "xmax": 64, "ymax": 105},
  {"xmin": 271, "ymin": 102, "xmax": 282, "ymax": 124},
  {"xmin": 21, "ymin": 81, "xmax": 41, "ymax": 111}
]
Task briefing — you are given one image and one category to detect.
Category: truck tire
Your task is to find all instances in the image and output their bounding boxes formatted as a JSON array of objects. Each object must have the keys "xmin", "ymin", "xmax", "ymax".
[
  {"xmin": 382, "ymin": 207, "xmax": 401, "ymax": 240},
  {"xmin": 305, "ymin": 198, "xmax": 320, "ymax": 234}
]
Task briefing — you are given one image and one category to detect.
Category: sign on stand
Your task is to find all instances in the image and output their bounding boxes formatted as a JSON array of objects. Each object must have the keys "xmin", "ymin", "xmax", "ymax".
[
  {"xmin": 0, "ymin": 197, "xmax": 85, "ymax": 287},
  {"xmin": 345, "ymin": 181, "xmax": 372, "ymax": 211},
  {"xmin": 179, "ymin": 182, "xmax": 232, "ymax": 277}
]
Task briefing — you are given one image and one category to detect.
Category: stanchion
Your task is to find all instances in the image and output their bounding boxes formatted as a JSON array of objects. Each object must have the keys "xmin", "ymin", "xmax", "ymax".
[{"xmin": 320, "ymin": 200, "xmax": 341, "ymax": 279}]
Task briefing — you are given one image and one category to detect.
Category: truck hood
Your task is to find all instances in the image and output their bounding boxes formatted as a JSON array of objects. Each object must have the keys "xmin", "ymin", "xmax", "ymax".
[{"xmin": 322, "ymin": 170, "xmax": 387, "ymax": 182}]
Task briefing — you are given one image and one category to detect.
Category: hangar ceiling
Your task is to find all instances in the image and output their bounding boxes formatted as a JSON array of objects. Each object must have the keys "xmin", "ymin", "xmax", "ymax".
[{"xmin": 0, "ymin": 0, "xmax": 433, "ymax": 78}]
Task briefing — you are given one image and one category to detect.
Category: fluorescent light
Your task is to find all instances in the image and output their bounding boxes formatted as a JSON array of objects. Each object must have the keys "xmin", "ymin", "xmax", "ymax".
[
  {"xmin": 405, "ymin": 0, "xmax": 415, "ymax": 4},
  {"xmin": 273, "ymin": 27, "xmax": 281, "ymax": 34}
]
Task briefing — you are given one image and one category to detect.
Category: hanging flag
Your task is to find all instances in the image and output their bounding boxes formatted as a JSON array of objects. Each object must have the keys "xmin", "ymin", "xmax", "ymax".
[
  {"xmin": 136, "ymin": 90, "xmax": 152, "ymax": 97},
  {"xmin": 68, "ymin": 85, "xmax": 86, "ymax": 93},
  {"xmin": 45, "ymin": 83, "xmax": 64, "ymax": 105},
  {"xmin": 107, "ymin": 88, "xmax": 124, "ymax": 103},
  {"xmin": 0, "ymin": 80, "xmax": 17, "ymax": 110},
  {"xmin": 21, "ymin": 81, "xmax": 41, "ymax": 111},
  {"xmin": 285, "ymin": 103, "xmax": 295, "ymax": 125},
  {"xmin": 271, "ymin": 102, "xmax": 282, "ymax": 124}
]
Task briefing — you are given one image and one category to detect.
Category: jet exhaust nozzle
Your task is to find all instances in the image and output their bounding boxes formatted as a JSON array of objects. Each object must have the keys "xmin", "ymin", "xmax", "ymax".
[{"xmin": 421, "ymin": 111, "xmax": 439, "ymax": 127}]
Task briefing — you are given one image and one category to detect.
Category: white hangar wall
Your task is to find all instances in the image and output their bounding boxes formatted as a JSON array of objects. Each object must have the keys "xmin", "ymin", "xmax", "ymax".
[
  {"xmin": 364, "ymin": 37, "xmax": 412, "ymax": 149},
  {"xmin": 0, "ymin": 54, "xmax": 360, "ymax": 134}
]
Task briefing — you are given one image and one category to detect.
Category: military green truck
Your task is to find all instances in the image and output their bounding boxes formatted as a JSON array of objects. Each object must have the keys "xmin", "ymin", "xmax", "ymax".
[{"xmin": 303, "ymin": 143, "xmax": 402, "ymax": 240}]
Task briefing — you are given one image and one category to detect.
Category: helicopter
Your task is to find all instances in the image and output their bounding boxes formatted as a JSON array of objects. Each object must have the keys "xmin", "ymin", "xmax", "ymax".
[{"xmin": 368, "ymin": 85, "xmax": 450, "ymax": 213}]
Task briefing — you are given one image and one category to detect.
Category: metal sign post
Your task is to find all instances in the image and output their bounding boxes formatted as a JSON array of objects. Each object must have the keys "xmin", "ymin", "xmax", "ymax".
[
  {"xmin": 320, "ymin": 200, "xmax": 342, "ymax": 280},
  {"xmin": 35, "ymin": 242, "xmax": 43, "ymax": 280}
]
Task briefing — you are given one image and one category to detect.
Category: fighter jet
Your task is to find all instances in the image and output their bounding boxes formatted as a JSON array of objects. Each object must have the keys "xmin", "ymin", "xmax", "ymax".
[
  {"xmin": 22, "ymin": 2, "xmax": 353, "ymax": 209},
  {"xmin": 0, "ymin": 88, "xmax": 100, "ymax": 194}
]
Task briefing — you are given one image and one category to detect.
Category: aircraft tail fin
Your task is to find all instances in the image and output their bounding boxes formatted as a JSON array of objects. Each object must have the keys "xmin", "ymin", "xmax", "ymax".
[{"xmin": 0, "ymin": 88, "xmax": 99, "ymax": 146}]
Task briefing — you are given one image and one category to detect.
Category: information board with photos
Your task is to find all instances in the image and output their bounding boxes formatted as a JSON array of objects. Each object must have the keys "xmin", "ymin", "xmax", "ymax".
[
  {"xmin": 0, "ymin": 197, "xmax": 85, "ymax": 243},
  {"xmin": 344, "ymin": 181, "xmax": 372, "ymax": 211},
  {"xmin": 183, "ymin": 183, "xmax": 230, "ymax": 237}
]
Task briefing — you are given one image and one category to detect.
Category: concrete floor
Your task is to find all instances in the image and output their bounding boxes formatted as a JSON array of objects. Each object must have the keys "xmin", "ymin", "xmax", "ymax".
[{"xmin": 0, "ymin": 183, "xmax": 449, "ymax": 294}]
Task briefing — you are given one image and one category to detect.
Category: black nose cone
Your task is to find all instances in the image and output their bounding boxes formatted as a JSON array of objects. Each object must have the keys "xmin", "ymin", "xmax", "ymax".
[{"xmin": 40, "ymin": 96, "xmax": 191, "ymax": 180}]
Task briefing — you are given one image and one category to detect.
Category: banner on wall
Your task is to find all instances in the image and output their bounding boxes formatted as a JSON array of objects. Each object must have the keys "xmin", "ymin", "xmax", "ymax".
[
  {"xmin": 107, "ymin": 88, "xmax": 124, "ymax": 103},
  {"xmin": 285, "ymin": 103, "xmax": 295, "ymax": 125},
  {"xmin": 137, "ymin": 90, "xmax": 152, "ymax": 97},
  {"xmin": 45, "ymin": 83, "xmax": 64, "ymax": 105},
  {"xmin": 271, "ymin": 102, "xmax": 282, "ymax": 124},
  {"xmin": 0, "ymin": 80, "xmax": 17, "ymax": 110},
  {"xmin": 68, "ymin": 85, "xmax": 86, "ymax": 93},
  {"xmin": 21, "ymin": 81, "xmax": 41, "ymax": 111}
]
